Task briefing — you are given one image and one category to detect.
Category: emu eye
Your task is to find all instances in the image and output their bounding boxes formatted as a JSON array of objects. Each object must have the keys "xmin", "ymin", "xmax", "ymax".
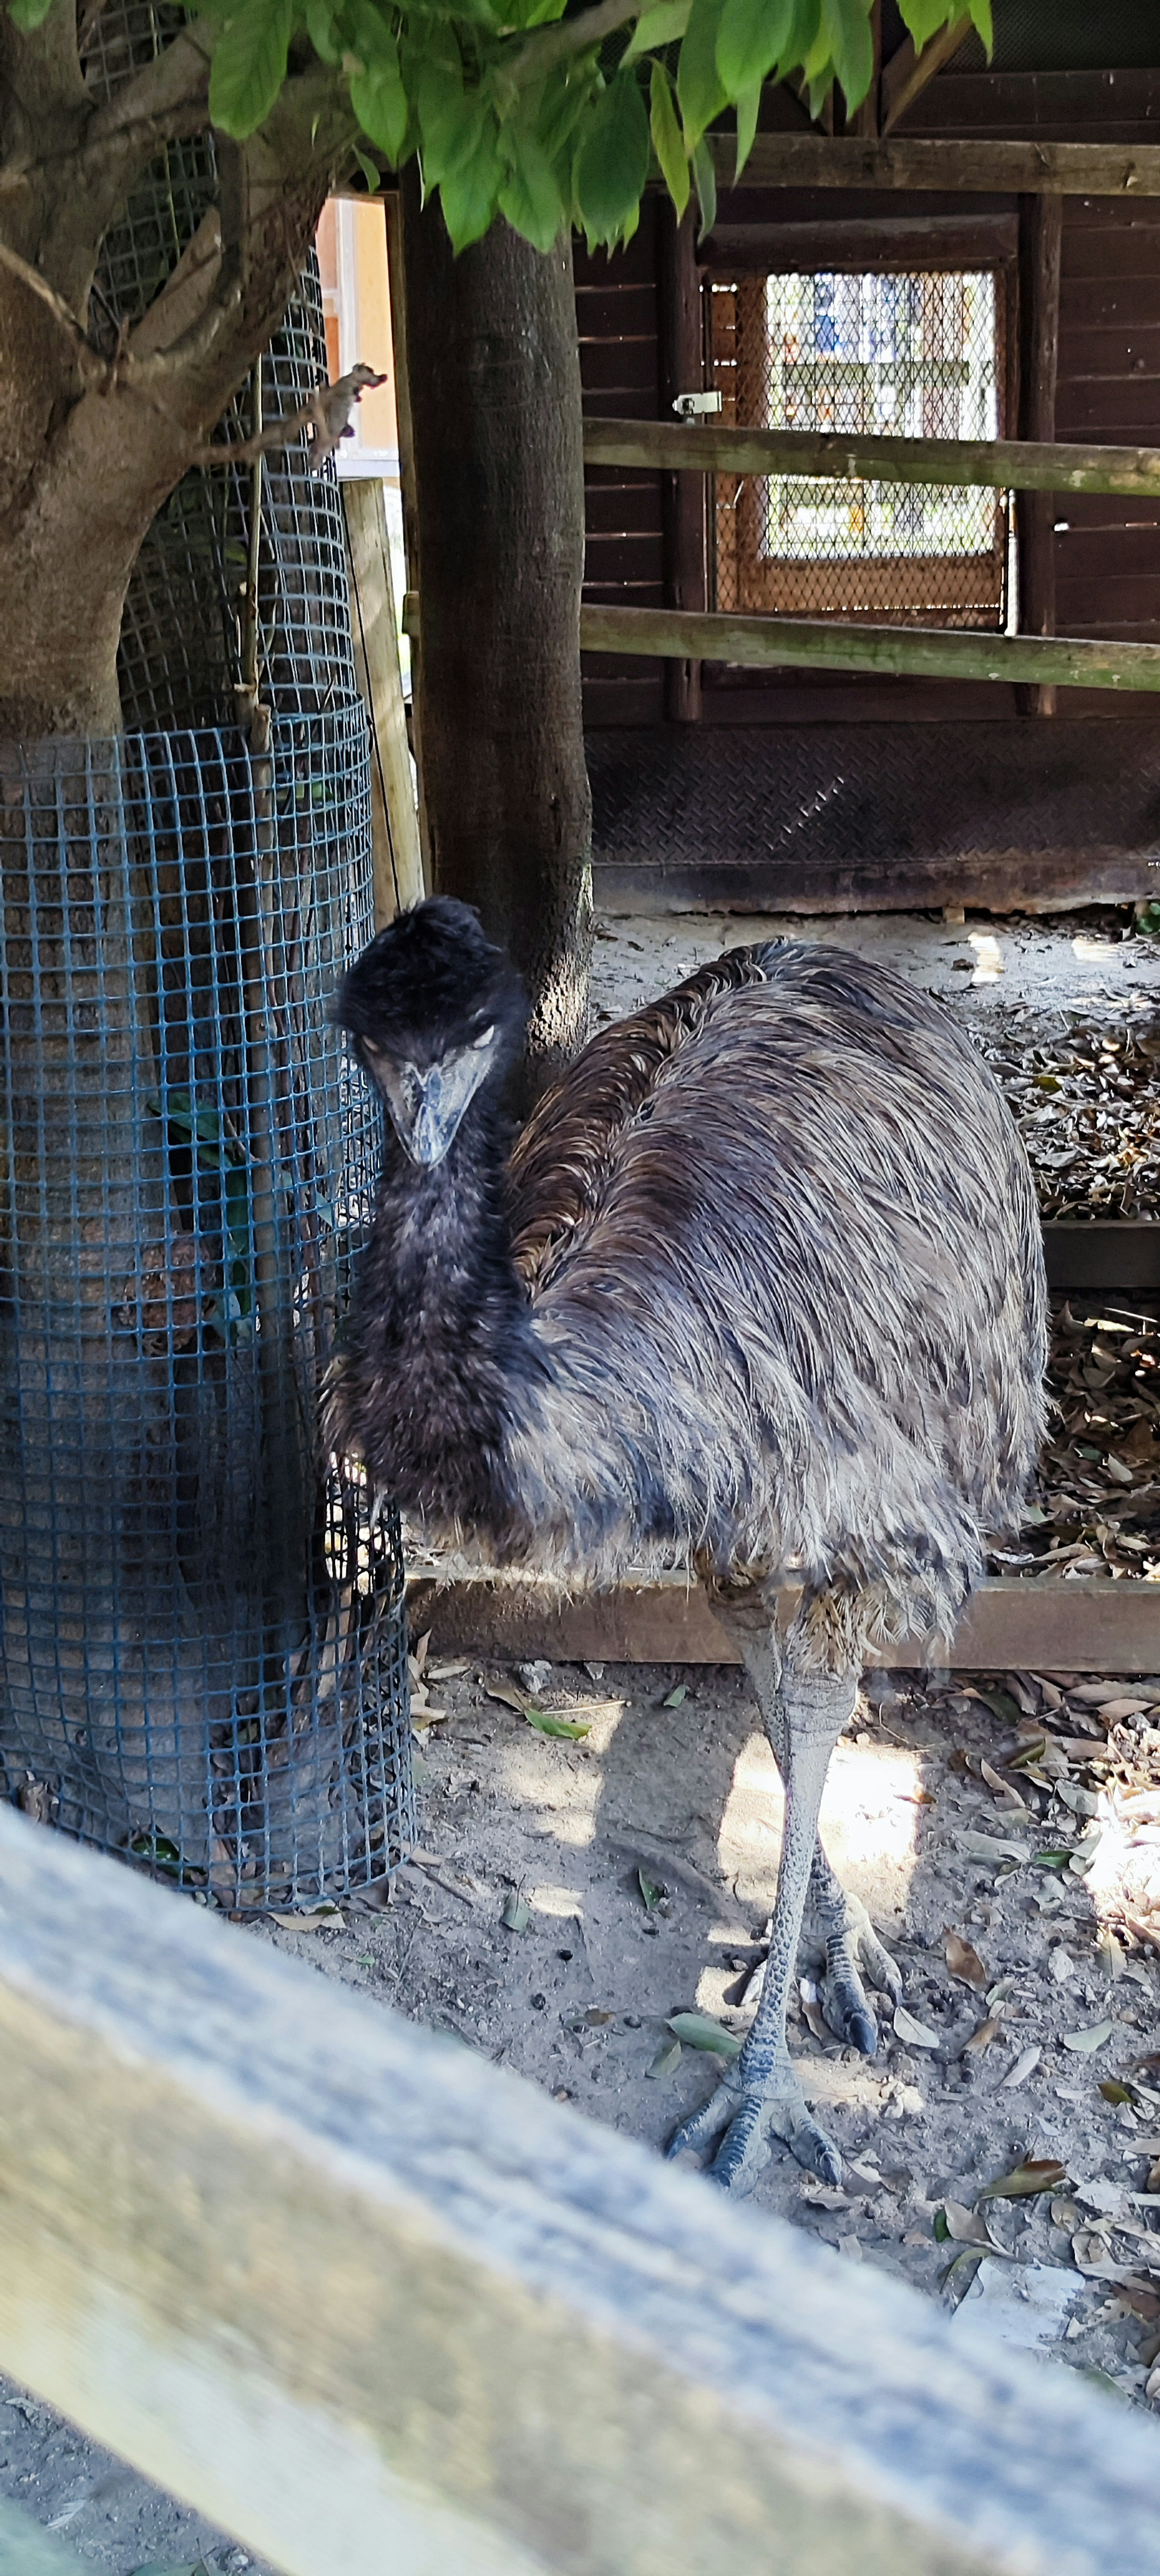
[{"xmin": 471, "ymin": 1024, "xmax": 495, "ymax": 1051}]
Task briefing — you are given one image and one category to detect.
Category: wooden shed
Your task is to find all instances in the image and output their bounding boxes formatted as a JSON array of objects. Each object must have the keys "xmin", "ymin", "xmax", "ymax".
[{"xmin": 577, "ymin": 4, "xmax": 1160, "ymax": 915}]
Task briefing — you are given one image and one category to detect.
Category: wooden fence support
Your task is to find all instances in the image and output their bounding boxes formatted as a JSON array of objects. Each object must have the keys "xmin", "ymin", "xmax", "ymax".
[
  {"xmin": 2, "ymin": 1805, "xmax": 1160, "ymax": 2576},
  {"xmin": 342, "ymin": 478, "xmax": 424, "ymax": 925},
  {"xmin": 657, "ymin": 203, "xmax": 705, "ymax": 723},
  {"xmin": 583, "ymin": 415, "xmax": 1160, "ymax": 502},
  {"xmin": 1017, "ymin": 194, "xmax": 1064, "ymax": 718},
  {"xmin": 709, "ymin": 133, "xmax": 1160, "ymax": 195},
  {"xmin": 578, "ymin": 601, "xmax": 1160, "ymax": 691}
]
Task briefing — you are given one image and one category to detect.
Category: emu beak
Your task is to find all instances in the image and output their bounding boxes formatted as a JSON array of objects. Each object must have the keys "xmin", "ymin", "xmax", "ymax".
[{"xmin": 374, "ymin": 1046, "xmax": 493, "ymax": 1168}]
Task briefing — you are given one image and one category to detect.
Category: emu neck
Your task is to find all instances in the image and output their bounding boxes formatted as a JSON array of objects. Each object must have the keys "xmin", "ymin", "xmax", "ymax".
[{"xmin": 356, "ymin": 1094, "xmax": 533, "ymax": 1528}]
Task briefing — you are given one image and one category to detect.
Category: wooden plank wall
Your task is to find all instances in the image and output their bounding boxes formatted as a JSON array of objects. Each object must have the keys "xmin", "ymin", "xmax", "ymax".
[{"xmin": 579, "ymin": 69, "xmax": 1160, "ymax": 733}]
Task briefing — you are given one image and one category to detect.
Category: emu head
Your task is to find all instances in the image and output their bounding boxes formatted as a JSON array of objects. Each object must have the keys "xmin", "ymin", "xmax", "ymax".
[{"xmin": 335, "ymin": 897, "xmax": 525, "ymax": 1168}]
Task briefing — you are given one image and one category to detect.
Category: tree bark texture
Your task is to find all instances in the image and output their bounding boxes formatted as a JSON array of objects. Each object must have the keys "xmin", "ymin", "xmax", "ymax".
[{"xmin": 400, "ymin": 174, "xmax": 592, "ymax": 1084}]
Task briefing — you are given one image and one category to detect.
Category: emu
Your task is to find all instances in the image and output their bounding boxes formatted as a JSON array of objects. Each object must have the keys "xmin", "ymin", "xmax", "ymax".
[{"xmin": 329, "ymin": 897, "xmax": 1046, "ymax": 2192}]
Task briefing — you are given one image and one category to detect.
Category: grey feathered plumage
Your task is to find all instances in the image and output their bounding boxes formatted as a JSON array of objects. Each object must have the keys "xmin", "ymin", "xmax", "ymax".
[{"xmin": 329, "ymin": 908, "xmax": 1047, "ymax": 1648}]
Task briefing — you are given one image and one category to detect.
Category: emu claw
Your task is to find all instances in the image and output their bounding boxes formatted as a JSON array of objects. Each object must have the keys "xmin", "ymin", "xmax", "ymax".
[
  {"xmin": 666, "ymin": 2068, "xmax": 842, "ymax": 2195},
  {"xmin": 817, "ymin": 1893, "xmax": 902, "ymax": 2057}
]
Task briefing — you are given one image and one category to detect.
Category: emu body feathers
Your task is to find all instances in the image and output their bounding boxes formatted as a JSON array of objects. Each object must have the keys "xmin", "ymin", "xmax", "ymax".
[
  {"xmin": 331, "ymin": 915, "xmax": 1046, "ymax": 1641},
  {"xmin": 330, "ymin": 900, "xmax": 1046, "ymax": 2192}
]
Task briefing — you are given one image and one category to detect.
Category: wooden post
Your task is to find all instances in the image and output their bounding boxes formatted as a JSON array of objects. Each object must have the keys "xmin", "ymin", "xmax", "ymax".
[
  {"xmin": 383, "ymin": 192, "xmax": 432, "ymax": 886},
  {"xmin": 2, "ymin": 1804, "xmax": 1160, "ymax": 2576},
  {"xmin": 1018, "ymin": 192, "xmax": 1063, "ymax": 716},
  {"xmin": 657, "ymin": 205, "xmax": 705, "ymax": 721},
  {"xmin": 342, "ymin": 477, "xmax": 424, "ymax": 925}
]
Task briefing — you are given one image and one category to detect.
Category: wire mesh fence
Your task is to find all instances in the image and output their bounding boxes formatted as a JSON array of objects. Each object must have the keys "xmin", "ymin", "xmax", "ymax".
[
  {"xmin": 0, "ymin": 721, "xmax": 414, "ymax": 1905},
  {"xmin": 0, "ymin": 0, "xmax": 413, "ymax": 1904},
  {"xmin": 710, "ymin": 269, "xmax": 1009, "ymax": 628}
]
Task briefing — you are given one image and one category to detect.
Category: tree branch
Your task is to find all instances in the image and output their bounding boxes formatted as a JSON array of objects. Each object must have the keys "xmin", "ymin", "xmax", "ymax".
[
  {"xmin": 0, "ymin": 234, "xmax": 101, "ymax": 378},
  {"xmin": 501, "ymin": 0, "xmax": 647, "ymax": 88},
  {"xmin": 84, "ymin": 17, "xmax": 213, "ymax": 148}
]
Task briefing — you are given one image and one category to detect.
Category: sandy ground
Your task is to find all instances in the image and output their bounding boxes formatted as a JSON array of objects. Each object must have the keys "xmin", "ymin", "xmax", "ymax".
[{"xmin": 6, "ymin": 903, "xmax": 1160, "ymax": 2567}]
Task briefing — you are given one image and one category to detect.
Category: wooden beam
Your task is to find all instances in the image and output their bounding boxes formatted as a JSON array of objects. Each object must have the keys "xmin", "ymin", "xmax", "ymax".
[
  {"xmin": 383, "ymin": 193, "xmax": 432, "ymax": 889},
  {"xmin": 413, "ymin": 1569, "xmax": 1160, "ymax": 1675},
  {"xmin": 704, "ymin": 213, "xmax": 1018, "ymax": 273},
  {"xmin": 579, "ymin": 601, "xmax": 1160, "ymax": 692},
  {"xmin": 342, "ymin": 479, "xmax": 425, "ymax": 924},
  {"xmin": 880, "ymin": 16, "xmax": 972, "ymax": 137},
  {"xmin": 583, "ymin": 414, "xmax": 1160, "ymax": 499},
  {"xmin": 1017, "ymin": 194, "xmax": 1064, "ymax": 719},
  {"xmin": 6, "ymin": 1813, "xmax": 1160, "ymax": 2574},
  {"xmin": 656, "ymin": 203, "xmax": 705, "ymax": 722},
  {"xmin": 709, "ymin": 132, "xmax": 1160, "ymax": 195}
]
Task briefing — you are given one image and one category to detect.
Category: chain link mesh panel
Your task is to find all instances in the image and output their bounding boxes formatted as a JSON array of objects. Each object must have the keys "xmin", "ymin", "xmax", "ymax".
[
  {"xmin": 0, "ymin": 2, "xmax": 413, "ymax": 1902},
  {"xmin": 710, "ymin": 270, "xmax": 1009, "ymax": 628}
]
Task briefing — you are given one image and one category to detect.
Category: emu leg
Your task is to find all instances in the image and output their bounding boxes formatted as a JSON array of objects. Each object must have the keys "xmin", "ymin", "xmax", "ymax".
[{"xmin": 668, "ymin": 1640, "xmax": 856, "ymax": 2193}]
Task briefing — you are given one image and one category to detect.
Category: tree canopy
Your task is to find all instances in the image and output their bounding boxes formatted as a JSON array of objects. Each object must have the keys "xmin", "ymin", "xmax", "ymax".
[{"xmin": 8, "ymin": 0, "xmax": 991, "ymax": 259}]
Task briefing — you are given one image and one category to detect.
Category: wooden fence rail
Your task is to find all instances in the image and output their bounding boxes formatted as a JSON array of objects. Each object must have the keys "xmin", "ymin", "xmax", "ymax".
[
  {"xmin": 707, "ymin": 134, "xmax": 1160, "ymax": 196},
  {"xmin": 2, "ymin": 1804, "xmax": 1160, "ymax": 2576},
  {"xmin": 583, "ymin": 416, "xmax": 1160, "ymax": 502},
  {"xmin": 578, "ymin": 602, "xmax": 1160, "ymax": 693}
]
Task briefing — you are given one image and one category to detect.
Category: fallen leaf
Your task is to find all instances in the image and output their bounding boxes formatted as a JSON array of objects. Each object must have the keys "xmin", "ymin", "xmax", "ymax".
[
  {"xmin": 979, "ymin": 2158, "xmax": 1068, "ymax": 2202},
  {"xmin": 974, "ymin": 1687, "xmax": 1023, "ymax": 1729},
  {"xmin": 1058, "ymin": 1780, "xmax": 1101, "ymax": 1818},
  {"xmin": 1002, "ymin": 2046, "xmax": 1042, "ymax": 2087},
  {"xmin": 667, "ymin": 2010, "xmax": 742, "ymax": 2058},
  {"xmin": 662, "ymin": 1684, "xmax": 688, "ymax": 1708},
  {"xmin": 964, "ymin": 2014, "xmax": 1003, "ymax": 2053},
  {"xmin": 1101, "ymin": 2080, "xmax": 1135, "ymax": 2105},
  {"xmin": 941, "ymin": 2198, "xmax": 1000, "ymax": 2248},
  {"xmin": 584, "ymin": 2007, "xmax": 615, "ymax": 2027},
  {"xmin": 1062, "ymin": 2019, "xmax": 1117, "ymax": 2053},
  {"xmin": 979, "ymin": 1757, "xmax": 1029, "ymax": 1814},
  {"xmin": 524, "ymin": 1707, "xmax": 592, "ymax": 1739},
  {"xmin": 647, "ymin": 2036, "xmax": 682, "ymax": 2080},
  {"xmin": 427, "ymin": 1659, "xmax": 470, "ymax": 1680},
  {"xmin": 961, "ymin": 1830, "xmax": 1028, "ymax": 1864},
  {"xmin": 893, "ymin": 2003, "xmax": 941, "ymax": 2050},
  {"xmin": 945, "ymin": 1931, "xmax": 988, "ymax": 1990},
  {"xmin": 501, "ymin": 1892, "xmax": 530, "ymax": 1931},
  {"xmin": 269, "ymin": 1905, "xmax": 344, "ymax": 1932},
  {"xmin": 1033, "ymin": 1849, "xmax": 1074, "ymax": 1873},
  {"xmin": 485, "ymin": 1682, "xmax": 527, "ymax": 1713}
]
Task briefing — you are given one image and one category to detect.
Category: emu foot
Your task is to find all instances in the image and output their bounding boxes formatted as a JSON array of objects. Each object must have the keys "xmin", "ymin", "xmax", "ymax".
[
  {"xmin": 802, "ymin": 1884, "xmax": 902, "ymax": 2057},
  {"xmin": 666, "ymin": 2064, "xmax": 841, "ymax": 2196}
]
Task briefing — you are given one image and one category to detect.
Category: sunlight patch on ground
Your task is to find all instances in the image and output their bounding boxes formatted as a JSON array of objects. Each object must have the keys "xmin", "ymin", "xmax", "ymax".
[
  {"xmin": 969, "ymin": 930, "xmax": 1004, "ymax": 983},
  {"xmin": 717, "ymin": 1733, "xmax": 924, "ymax": 1924}
]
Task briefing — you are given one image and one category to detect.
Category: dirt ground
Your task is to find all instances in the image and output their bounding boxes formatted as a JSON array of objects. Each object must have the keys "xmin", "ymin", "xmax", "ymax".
[{"xmin": 7, "ymin": 903, "xmax": 1160, "ymax": 2567}]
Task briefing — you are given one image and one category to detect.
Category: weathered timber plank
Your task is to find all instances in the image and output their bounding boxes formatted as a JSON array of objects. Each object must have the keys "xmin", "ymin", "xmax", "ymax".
[
  {"xmin": 1017, "ymin": 193, "xmax": 1063, "ymax": 716},
  {"xmin": 342, "ymin": 480, "xmax": 424, "ymax": 924},
  {"xmin": 710, "ymin": 134, "xmax": 1160, "ymax": 195},
  {"xmin": 411, "ymin": 1570, "xmax": 1160, "ymax": 1675},
  {"xmin": 704, "ymin": 213, "xmax": 1018, "ymax": 271},
  {"xmin": 579, "ymin": 603, "xmax": 1160, "ymax": 691},
  {"xmin": 1042, "ymin": 1223, "xmax": 1160, "ymax": 1291},
  {"xmin": 3, "ymin": 1808, "xmax": 1160, "ymax": 2576},
  {"xmin": 583, "ymin": 414, "xmax": 1160, "ymax": 498}
]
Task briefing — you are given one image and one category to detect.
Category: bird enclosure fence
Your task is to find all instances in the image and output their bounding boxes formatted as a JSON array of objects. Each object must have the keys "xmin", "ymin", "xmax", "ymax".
[
  {"xmin": 0, "ymin": 0, "xmax": 413, "ymax": 1904},
  {"xmin": 0, "ymin": 718, "xmax": 413, "ymax": 1906}
]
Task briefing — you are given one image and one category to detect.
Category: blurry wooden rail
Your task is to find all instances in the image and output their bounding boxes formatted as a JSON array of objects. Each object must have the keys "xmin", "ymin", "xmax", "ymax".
[
  {"xmin": 3, "ymin": 1804, "xmax": 1160, "ymax": 2576},
  {"xmin": 706, "ymin": 134, "xmax": 1160, "ymax": 195},
  {"xmin": 583, "ymin": 416, "xmax": 1160, "ymax": 502},
  {"xmin": 578, "ymin": 605, "xmax": 1160, "ymax": 694}
]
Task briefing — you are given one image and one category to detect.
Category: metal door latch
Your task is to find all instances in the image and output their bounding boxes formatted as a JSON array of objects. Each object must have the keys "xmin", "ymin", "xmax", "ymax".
[{"xmin": 672, "ymin": 391, "xmax": 723, "ymax": 421}]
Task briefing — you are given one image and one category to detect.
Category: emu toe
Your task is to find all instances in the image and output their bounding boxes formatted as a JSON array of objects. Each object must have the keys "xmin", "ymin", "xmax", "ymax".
[
  {"xmin": 666, "ymin": 2066, "xmax": 842, "ymax": 2196},
  {"xmin": 818, "ymin": 1896, "xmax": 903, "ymax": 2056}
]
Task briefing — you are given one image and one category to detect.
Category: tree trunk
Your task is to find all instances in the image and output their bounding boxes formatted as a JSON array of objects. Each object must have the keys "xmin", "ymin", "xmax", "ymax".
[{"xmin": 400, "ymin": 176, "xmax": 593, "ymax": 1085}]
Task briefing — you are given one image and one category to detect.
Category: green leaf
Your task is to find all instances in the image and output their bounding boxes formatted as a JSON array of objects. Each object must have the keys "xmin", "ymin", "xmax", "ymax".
[
  {"xmin": 968, "ymin": 0, "xmax": 992, "ymax": 47},
  {"xmin": 932, "ymin": 2205, "xmax": 950, "ymax": 2241},
  {"xmin": 898, "ymin": 0, "xmax": 961, "ymax": 42},
  {"xmin": 440, "ymin": 112, "xmax": 505, "ymax": 248},
  {"xmin": 733, "ymin": 77, "xmax": 760, "ymax": 176},
  {"xmin": 350, "ymin": 142, "xmax": 381, "ymax": 188},
  {"xmin": 351, "ymin": 43, "xmax": 408, "ymax": 162},
  {"xmin": 416, "ymin": 55, "xmax": 480, "ymax": 185},
  {"xmin": 822, "ymin": 0, "xmax": 873, "ymax": 105},
  {"xmin": 667, "ymin": 2010, "xmax": 741, "ymax": 2057},
  {"xmin": 304, "ymin": 0, "xmax": 340, "ymax": 61},
  {"xmin": 649, "ymin": 61, "xmax": 689, "ymax": 215},
  {"xmin": 5, "ymin": 0, "xmax": 57, "ymax": 26},
  {"xmin": 208, "ymin": 0, "xmax": 294, "ymax": 137},
  {"xmin": 690, "ymin": 130, "xmax": 716, "ymax": 238},
  {"xmin": 716, "ymin": 0, "xmax": 795, "ymax": 95},
  {"xmin": 624, "ymin": 0, "xmax": 692, "ymax": 62},
  {"xmin": 501, "ymin": 1890, "xmax": 531, "ymax": 1929},
  {"xmin": 523, "ymin": 1705, "xmax": 591, "ymax": 1738},
  {"xmin": 637, "ymin": 1863, "xmax": 669, "ymax": 1912},
  {"xmin": 676, "ymin": 0, "xmax": 727, "ymax": 147},
  {"xmin": 574, "ymin": 70, "xmax": 651, "ymax": 247},
  {"xmin": 662, "ymin": 1682, "xmax": 687, "ymax": 1707},
  {"xmin": 498, "ymin": 120, "xmax": 566, "ymax": 251},
  {"xmin": 978, "ymin": 2157, "xmax": 1068, "ymax": 2201},
  {"xmin": 647, "ymin": 2036, "xmax": 683, "ymax": 2079}
]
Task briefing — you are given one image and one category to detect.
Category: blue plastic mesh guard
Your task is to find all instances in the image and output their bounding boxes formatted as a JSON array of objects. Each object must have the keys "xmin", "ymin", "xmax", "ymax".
[{"xmin": 0, "ymin": 1, "xmax": 414, "ymax": 1904}]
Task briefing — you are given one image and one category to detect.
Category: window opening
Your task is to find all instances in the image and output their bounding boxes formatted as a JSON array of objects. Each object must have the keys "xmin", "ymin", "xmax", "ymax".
[{"xmin": 710, "ymin": 268, "xmax": 1009, "ymax": 630}]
